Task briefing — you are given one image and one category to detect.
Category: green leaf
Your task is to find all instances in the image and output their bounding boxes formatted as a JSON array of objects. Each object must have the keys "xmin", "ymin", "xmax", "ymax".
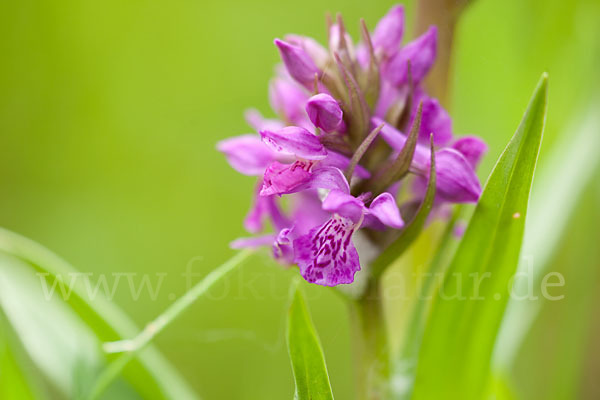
[
  {"xmin": 412, "ymin": 74, "xmax": 548, "ymax": 400},
  {"xmin": 493, "ymin": 97, "xmax": 600, "ymax": 370},
  {"xmin": 0, "ymin": 307, "xmax": 41, "ymax": 400},
  {"xmin": 287, "ymin": 281, "xmax": 334, "ymax": 400},
  {"xmin": 0, "ymin": 227, "xmax": 198, "ymax": 400}
]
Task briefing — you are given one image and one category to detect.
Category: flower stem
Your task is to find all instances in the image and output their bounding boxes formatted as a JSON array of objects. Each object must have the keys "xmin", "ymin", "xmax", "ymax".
[
  {"xmin": 350, "ymin": 279, "xmax": 390, "ymax": 400},
  {"xmin": 86, "ymin": 249, "xmax": 253, "ymax": 400}
]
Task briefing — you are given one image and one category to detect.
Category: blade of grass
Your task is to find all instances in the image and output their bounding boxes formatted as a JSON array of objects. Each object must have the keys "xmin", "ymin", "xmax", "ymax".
[
  {"xmin": 287, "ymin": 279, "xmax": 334, "ymax": 400},
  {"xmin": 88, "ymin": 249, "xmax": 253, "ymax": 399},
  {"xmin": 0, "ymin": 227, "xmax": 199, "ymax": 400}
]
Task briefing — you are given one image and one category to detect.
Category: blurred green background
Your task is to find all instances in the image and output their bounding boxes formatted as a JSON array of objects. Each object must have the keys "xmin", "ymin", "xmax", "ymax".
[{"xmin": 1, "ymin": 0, "xmax": 599, "ymax": 398}]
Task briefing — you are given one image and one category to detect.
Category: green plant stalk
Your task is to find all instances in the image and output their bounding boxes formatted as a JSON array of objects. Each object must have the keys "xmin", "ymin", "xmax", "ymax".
[
  {"xmin": 350, "ymin": 280, "xmax": 390, "ymax": 400},
  {"xmin": 87, "ymin": 249, "xmax": 253, "ymax": 400},
  {"xmin": 393, "ymin": 208, "xmax": 461, "ymax": 399}
]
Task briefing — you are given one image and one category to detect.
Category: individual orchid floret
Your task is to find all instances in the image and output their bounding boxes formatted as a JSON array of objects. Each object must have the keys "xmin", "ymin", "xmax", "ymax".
[
  {"xmin": 259, "ymin": 126, "xmax": 370, "ymax": 196},
  {"xmin": 274, "ymin": 39, "xmax": 320, "ymax": 87},
  {"xmin": 306, "ymin": 93, "xmax": 344, "ymax": 133},
  {"xmin": 294, "ymin": 189, "xmax": 403, "ymax": 286},
  {"xmin": 371, "ymin": 5, "xmax": 405, "ymax": 57},
  {"xmin": 383, "ymin": 26, "xmax": 437, "ymax": 86},
  {"xmin": 375, "ymin": 119, "xmax": 482, "ymax": 203},
  {"xmin": 420, "ymin": 148, "xmax": 482, "ymax": 203}
]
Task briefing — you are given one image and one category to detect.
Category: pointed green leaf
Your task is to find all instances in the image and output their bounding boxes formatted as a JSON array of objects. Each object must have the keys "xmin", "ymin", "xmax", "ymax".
[
  {"xmin": 412, "ymin": 74, "xmax": 548, "ymax": 400},
  {"xmin": 0, "ymin": 227, "xmax": 198, "ymax": 400},
  {"xmin": 287, "ymin": 282, "xmax": 334, "ymax": 400},
  {"xmin": 493, "ymin": 98, "xmax": 600, "ymax": 370}
]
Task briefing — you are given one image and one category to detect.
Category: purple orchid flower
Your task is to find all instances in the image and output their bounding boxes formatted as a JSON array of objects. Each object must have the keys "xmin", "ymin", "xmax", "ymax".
[
  {"xmin": 218, "ymin": 5, "xmax": 487, "ymax": 287},
  {"xmin": 375, "ymin": 118, "xmax": 483, "ymax": 203}
]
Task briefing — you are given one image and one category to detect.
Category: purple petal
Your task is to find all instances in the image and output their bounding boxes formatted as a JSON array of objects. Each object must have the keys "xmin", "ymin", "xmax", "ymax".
[
  {"xmin": 269, "ymin": 78, "xmax": 310, "ymax": 124},
  {"xmin": 260, "ymin": 160, "xmax": 314, "ymax": 196},
  {"xmin": 428, "ymin": 148, "xmax": 482, "ymax": 203},
  {"xmin": 367, "ymin": 192, "xmax": 404, "ymax": 229},
  {"xmin": 414, "ymin": 94, "xmax": 453, "ymax": 145},
  {"xmin": 322, "ymin": 190, "xmax": 364, "ymax": 223},
  {"xmin": 285, "ymin": 34, "xmax": 329, "ymax": 67},
  {"xmin": 296, "ymin": 166, "xmax": 350, "ymax": 194},
  {"xmin": 217, "ymin": 134, "xmax": 276, "ymax": 175},
  {"xmin": 244, "ymin": 190, "xmax": 289, "ymax": 233},
  {"xmin": 274, "ymin": 39, "xmax": 320, "ymax": 87},
  {"xmin": 306, "ymin": 93, "xmax": 343, "ymax": 133},
  {"xmin": 230, "ymin": 234, "xmax": 275, "ymax": 249},
  {"xmin": 372, "ymin": 5, "xmax": 405, "ymax": 56},
  {"xmin": 260, "ymin": 126, "xmax": 327, "ymax": 160},
  {"xmin": 272, "ymin": 227, "xmax": 295, "ymax": 264},
  {"xmin": 452, "ymin": 136, "xmax": 488, "ymax": 168},
  {"xmin": 382, "ymin": 26, "xmax": 437, "ymax": 86},
  {"xmin": 293, "ymin": 215, "xmax": 361, "ymax": 286}
]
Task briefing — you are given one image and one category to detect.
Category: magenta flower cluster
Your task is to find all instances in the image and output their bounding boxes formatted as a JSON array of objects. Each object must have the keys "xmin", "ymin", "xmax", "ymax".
[{"xmin": 218, "ymin": 5, "xmax": 487, "ymax": 287}]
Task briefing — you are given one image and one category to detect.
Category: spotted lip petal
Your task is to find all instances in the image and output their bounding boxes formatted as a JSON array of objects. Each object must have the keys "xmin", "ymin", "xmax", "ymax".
[
  {"xmin": 293, "ymin": 215, "xmax": 361, "ymax": 286},
  {"xmin": 260, "ymin": 126, "xmax": 327, "ymax": 160},
  {"xmin": 217, "ymin": 134, "xmax": 276, "ymax": 176}
]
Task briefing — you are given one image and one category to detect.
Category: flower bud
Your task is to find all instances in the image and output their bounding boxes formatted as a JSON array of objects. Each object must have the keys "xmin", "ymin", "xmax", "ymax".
[
  {"xmin": 382, "ymin": 26, "xmax": 437, "ymax": 86},
  {"xmin": 372, "ymin": 5, "xmax": 405, "ymax": 56},
  {"xmin": 274, "ymin": 39, "xmax": 320, "ymax": 87},
  {"xmin": 306, "ymin": 93, "xmax": 344, "ymax": 132}
]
